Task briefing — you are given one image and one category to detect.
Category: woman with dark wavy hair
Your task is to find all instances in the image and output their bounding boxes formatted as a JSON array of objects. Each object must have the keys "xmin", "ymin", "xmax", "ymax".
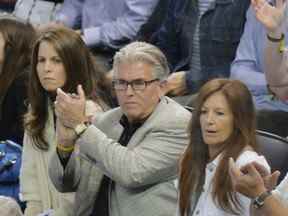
[
  {"xmin": 20, "ymin": 26, "xmax": 111, "ymax": 216},
  {"xmin": 0, "ymin": 16, "xmax": 36, "ymax": 145},
  {"xmin": 178, "ymin": 79, "xmax": 270, "ymax": 216}
]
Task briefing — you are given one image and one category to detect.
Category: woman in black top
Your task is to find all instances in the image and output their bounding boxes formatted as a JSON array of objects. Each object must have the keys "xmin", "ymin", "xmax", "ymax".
[{"xmin": 0, "ymin": 16, "xmax": 36, "ymax": 145}]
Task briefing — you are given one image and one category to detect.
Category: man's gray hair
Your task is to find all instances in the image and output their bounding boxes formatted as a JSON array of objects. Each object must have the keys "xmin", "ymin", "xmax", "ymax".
[{"xmin": 113, "ymin": 41, "xmax": 170, "ymax": 81}]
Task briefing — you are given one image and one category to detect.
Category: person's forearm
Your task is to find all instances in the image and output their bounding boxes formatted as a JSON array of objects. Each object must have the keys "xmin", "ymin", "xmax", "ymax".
[
  {"xmin": 251, "ymin": 194, "xmax": 288, "ymax": 216},
  {"xmin": 264, "ymin": 35, "xmax": 284, "ymax": 85},
  {"xmin": 264, "ymin": 30, "xmax": 288, "ymax": 100}
]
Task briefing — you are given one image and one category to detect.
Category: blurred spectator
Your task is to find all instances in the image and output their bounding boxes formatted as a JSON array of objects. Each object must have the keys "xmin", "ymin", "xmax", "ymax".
[
  {"xmin": 0, "ymin": 16, "xmax": 36, "ymax": 145},
  {"xmin": 178, "ymin": 78, "xmax": 270, "ymax": 216},
  {"xmin": 0, "ymin": 196, "xmax": 23, "ymax": 216},
  {"xmin": 231, "ymin": 0, "xmax": 288, "ymax": 137},
  {"xmin": 13, "ymin": 0, "xmax": 63, "ymax": 25},
  {"xmin": 20, "ymin": 27, "xmax": 111, "ymax": 216},
  {"xmin": 55, "ymin": 0, "xmax": 161, "ymax": 71},
  {"xmin": 0, "ymin": 0, "xmax": 16, "ymax": 13},
  {"xmin": 153, "ymin": 0, "xmax": 250, "ymax": 96}
]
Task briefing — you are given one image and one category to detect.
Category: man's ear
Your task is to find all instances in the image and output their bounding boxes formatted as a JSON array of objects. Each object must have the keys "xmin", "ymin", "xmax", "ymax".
[{"xmin": 159, "ymin": 79, "xmax": 168, "ymax": 96}]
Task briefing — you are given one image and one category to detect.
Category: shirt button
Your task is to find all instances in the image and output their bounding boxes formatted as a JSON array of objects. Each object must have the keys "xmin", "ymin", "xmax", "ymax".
[
  {"xmin": 208, "ymin": 167, "xmax": 214, "ymax": 172},
  {"xmin": 195, "ymin": 210, "xmax": 200, "ymax": 215}
]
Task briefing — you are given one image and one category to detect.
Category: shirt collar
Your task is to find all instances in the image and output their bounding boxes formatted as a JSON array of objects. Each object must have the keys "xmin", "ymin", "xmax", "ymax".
[
  {"xmin": 206, "ymin": 153, "xmax": 222, "ymax": 171},
  {"xmin": 119, "ymin": 115, "xmax": 145, "ymax": 130}
]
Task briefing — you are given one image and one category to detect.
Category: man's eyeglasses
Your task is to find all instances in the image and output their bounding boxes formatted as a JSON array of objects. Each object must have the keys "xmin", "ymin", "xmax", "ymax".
[{"xmin": 112, "ymin": 79, "xmax": 159, "ymax": 91}]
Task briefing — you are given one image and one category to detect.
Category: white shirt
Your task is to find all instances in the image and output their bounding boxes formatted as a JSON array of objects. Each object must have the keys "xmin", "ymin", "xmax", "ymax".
[{"xmin": 191, "ymin": 151, "xmax": 270, "ymax": 216}]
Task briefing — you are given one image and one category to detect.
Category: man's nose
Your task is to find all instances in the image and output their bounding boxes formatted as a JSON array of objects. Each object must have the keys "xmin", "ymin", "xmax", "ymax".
[{"xmin": 125, "ymin": 84, "xmax": 134, "ymax": 95}]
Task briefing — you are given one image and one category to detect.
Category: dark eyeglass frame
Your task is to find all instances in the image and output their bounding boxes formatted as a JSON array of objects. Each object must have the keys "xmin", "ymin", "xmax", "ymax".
[{"xmin": 112, "ymin": 79, "xmax": 159, "ymax": 91}]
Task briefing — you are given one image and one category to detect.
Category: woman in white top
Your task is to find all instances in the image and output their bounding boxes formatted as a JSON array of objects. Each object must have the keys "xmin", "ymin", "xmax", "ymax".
[
  {"xmin": 20, "ymin": 26, "xmax": 112, "ymax": 216},
  {"xmin": 177, "ymin": 78, "xmax": 270, "ymax": 216}
]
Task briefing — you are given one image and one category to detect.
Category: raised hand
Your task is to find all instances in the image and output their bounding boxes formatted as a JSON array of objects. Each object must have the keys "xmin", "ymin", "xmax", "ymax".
[
  {"xmin": 55, "ymin": 85, "xmax": 87, "ymax": 129},
  {"xmin": 251, "ymin": 161, "xmax": 280, "ymax": 191},
  {"xmin": 229, "ymin": 158, "xmax": 267, "ymax": 198},
  {"xmin": 251, "ymin": 0, "xmax": 287, "ymax": 33},
  {"xmin": 162, "ymin": 71, "xmax": 187, "ymax": 96}
]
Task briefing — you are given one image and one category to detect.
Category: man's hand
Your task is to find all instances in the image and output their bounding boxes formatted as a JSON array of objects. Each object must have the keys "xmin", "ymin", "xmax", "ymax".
[
  {"xmin": 229, "ymin": 158, "xmax": 268, "ymax": 198},
  {"xmin": 55, "ymin": 85, "xmax": 86, "ymax": 129},
  {"xmin": 56, "ymin": 119, "xmax": 77, "ymax": 148},
  {"xmin": 251, "ymin": 0, "xmax": 287, "ymax": 34},
  {"xmin": 250, "ymin": 161, "xmax": 280, "ymax": 191},
  {"xmin": 37, "ymin": 21, "xmax": 65, "ymax": 32},
  {"xmin": 162, "ymin": 71, "xmax": 187, "ymax": 96}
]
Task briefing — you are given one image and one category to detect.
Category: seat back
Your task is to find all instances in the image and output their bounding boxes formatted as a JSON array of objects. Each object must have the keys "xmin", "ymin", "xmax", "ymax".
[{"xmin": 256, "ymin": 130, "xmax": 288, "ymax": 183}]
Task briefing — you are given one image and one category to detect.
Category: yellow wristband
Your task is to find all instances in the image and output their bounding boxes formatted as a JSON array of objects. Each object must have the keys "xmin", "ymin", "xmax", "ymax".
[{"xmin": 57, "ymin": 143, "xmax": 74, "ymax": 153}]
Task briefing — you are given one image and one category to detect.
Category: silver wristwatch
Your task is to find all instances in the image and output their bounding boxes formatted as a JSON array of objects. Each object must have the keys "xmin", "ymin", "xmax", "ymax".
[{"xmin": 252, "ymin": 190, "xmax": 272, "ymax": 209}]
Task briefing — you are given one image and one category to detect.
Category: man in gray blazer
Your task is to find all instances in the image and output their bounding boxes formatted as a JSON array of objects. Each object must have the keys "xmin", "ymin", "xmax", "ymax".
[{"xmin": 50, "ymin": 41, "xmax": 191, "ymax": 216}]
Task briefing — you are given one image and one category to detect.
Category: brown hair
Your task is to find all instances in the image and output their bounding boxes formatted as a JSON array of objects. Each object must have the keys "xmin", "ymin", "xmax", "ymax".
[
  {"xmin": 179, "ymin": 79, "xmax": 258, "ymax": 215},
  {"xmin": 0, "ymin": 16, "xmax": 36, "ymax": 119},
  {"xmin": 25, "ymin": 26, "xmax": 112, "ymax": 151}
]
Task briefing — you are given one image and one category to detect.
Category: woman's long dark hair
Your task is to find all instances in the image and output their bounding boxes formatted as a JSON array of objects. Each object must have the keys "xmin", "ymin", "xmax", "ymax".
[
  {"xmin": 179, "ymin": 79, "xmax": 258, "ymax": 215},
  {"xmin": 0, "ymin": 16, "xmax": 36, "ymax": 119},
  {"xmin": 25, "ymin": 26, "xmax": 112, "ymax": 151}
]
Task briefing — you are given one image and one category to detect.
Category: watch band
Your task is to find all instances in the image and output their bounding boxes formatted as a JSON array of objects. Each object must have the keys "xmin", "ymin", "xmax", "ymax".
[
  {"xmin": 253, "ymin": 190, "xmax": 272, "ymax": 209},
  {"xmin": 74, "ymin": 121, "xmax": 90, "ymax": 137}
]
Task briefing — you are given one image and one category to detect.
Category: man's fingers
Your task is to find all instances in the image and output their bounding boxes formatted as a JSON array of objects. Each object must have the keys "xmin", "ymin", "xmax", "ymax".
[
  {"xmin": 70, "ymin": 93, "xmax": 80, "ymax": 99},
  {"xmin": 229, "ymin": 158, "xmax": 242, "ymax": 179},
  {"xmin": 54, "ymin": 98, "xmax": 68, "ymax": 118},
  {"xmin": 240, "ymin": 163, "xmax": 250, "ymax": 174},
  {"xmin": 252, "ymin": 161, "xmax": 270, "ymax": 177},
  {"xmin": 245, "ymin": 163, "xmax": 262, "ymax": 179},
  {"xmin": 270, "ymin": 171, "xmax": 281, "ymax": 188},
  {"xmin": 77, "ymin": 85, "xmax": 86, "ymax": 100},
  {"xmin": 57, "ymin": 88, "xmax": 71, "ymax": 103},
  {"xmin": 264, "ymin": 171, "xmax": 280, "ymax": 191}
]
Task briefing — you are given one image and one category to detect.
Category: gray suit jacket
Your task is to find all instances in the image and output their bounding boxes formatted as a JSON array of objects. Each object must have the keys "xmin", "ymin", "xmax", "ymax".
[{"xmin": 49, "ymin": 96, "xmax": 191, "ymax": 216}]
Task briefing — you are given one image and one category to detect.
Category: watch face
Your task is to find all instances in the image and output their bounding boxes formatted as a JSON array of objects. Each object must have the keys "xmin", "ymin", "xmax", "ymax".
[
  {"xmin": 253, "ymin": 191, "xmax": 272, "ymax": 209},
  {"xmin": 75, "ymin": 123, "xmax": 88, "ymax": 136},
  {"xmin": 253, "ymin": 199, "xmax": 264, "ymax": 209}
]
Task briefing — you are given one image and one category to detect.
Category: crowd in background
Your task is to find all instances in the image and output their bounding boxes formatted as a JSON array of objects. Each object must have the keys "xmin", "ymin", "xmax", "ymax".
[{"xmin": 0, "ymin": 0, "xmax": 287, "ymax": 215}]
